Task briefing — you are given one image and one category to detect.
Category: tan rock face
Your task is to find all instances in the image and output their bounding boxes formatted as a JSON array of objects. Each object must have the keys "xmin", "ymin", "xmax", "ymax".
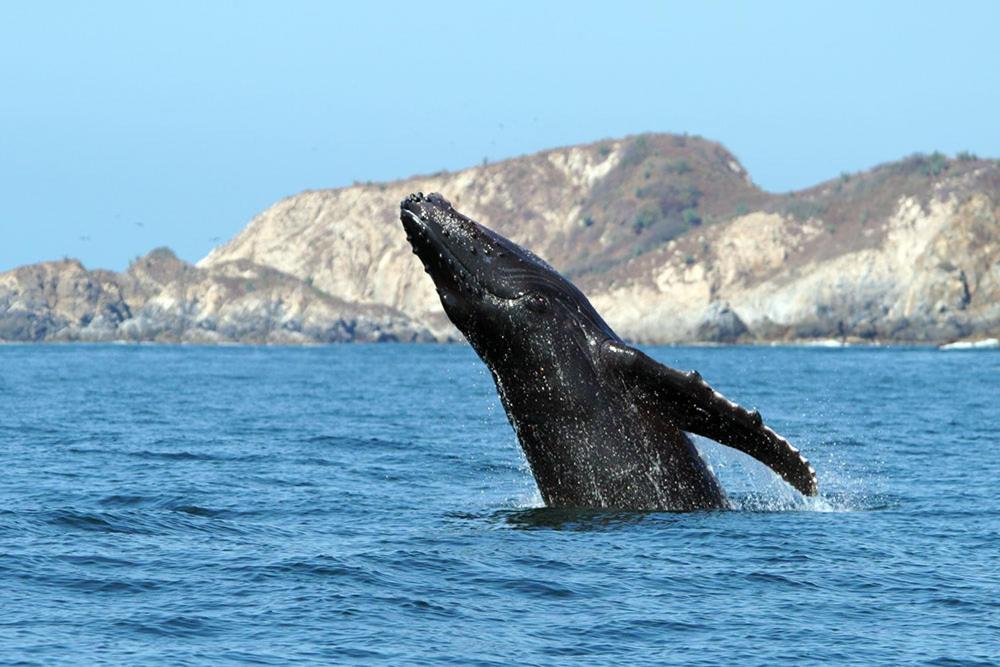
[
  {"xmin": 200, "ymin": 136, "xmax": 1000, "ymax": 344},
  {"xmin": 199, "ymin": 142, "xmax": 628, "ymax": 338},
  {"xmin": 0, "ymin": 250, "xmax": 433, "ymax": 343},
  {"xmin": 592, "ymin": 189, "xmax": 999, "ymax": 342},
  {"xmin": 3, "ymin": 134, "xmax": 999, "ymax": 343}
]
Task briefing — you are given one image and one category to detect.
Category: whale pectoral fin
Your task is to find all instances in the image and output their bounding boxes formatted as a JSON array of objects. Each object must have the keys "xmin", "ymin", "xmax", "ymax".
[{"xmin": 603, "ymin": 341, "xmax": 819, "ymax": 496}]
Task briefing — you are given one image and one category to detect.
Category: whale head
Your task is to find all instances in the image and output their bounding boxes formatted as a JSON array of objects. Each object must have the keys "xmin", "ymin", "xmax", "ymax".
[{"xmin": 400, "ymin": 192, "xmax": 614, "ymax": 360}]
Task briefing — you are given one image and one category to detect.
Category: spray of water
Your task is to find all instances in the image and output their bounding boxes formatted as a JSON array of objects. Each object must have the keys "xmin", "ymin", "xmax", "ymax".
[
  {"xmin": 694, "ymin": 435, "xmax": 891, "ymax": 512},
  {"xmin": 482, "ymin": 433, "xmax": 891, "ymax": 517}
]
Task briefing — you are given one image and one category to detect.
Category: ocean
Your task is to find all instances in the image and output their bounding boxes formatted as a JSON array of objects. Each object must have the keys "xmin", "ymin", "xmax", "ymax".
[{"xmin": 1, "ymin": 344, "xmax": 997, "ymax": 665}]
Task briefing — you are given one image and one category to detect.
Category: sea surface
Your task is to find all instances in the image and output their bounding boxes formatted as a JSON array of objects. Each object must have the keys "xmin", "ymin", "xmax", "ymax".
[{"xmin": 0, "ymin": 344, "xmax": 997, "ymax": 665}]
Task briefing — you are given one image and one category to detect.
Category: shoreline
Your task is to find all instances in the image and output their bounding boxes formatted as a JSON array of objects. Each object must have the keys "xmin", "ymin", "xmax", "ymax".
[{"xmin": 1, "ymin": 337, "xmax": 997, "ymax": 349}]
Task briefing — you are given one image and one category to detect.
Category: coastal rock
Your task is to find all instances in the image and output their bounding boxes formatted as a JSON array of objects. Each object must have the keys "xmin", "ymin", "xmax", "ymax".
[
  {"xmin": 694, "ymin": 302, "xmax": 749, "ymax": 343},
  {"xmin": 0, "ymin": 249, "xmax": 433, "ymax": 343},
  {"xmin": 200, "ymin": 135, "xmax": 1000, "ymax": 344},
  {"xmin": 3, "ymin": 134, "xmax": 999, "ymax": 344}
]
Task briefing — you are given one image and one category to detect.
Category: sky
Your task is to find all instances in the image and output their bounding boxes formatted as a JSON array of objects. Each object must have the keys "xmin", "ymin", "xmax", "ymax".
[{"xmin": 2, "ymin": 1, "xmax": 999, "ymax": 272}]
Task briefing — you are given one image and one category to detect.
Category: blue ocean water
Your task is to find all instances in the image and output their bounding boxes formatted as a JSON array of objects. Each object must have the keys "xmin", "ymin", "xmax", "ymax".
[{"xmin": 0, "ymin": 344, "xmax": 997, "ymax": 665}]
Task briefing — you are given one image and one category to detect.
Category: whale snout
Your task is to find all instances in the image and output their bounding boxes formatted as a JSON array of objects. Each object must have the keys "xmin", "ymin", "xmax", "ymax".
[
  {"xmin": 401, "ymin": 191, "xmax": 452, "ymax": 214},
  {"xmin": 399, "ymin": 192, "xmax": 462, "ymax": 254}
]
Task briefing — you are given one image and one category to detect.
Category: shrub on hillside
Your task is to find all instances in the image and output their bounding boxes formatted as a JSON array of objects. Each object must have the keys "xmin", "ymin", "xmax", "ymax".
[
  {"xmin": 922, "ymin": 151, "xmax": 949, "ymax": 176},
  {"xmin": 622, "ymin": 135, "xmax": 651, "ymax": 167},
  {"xmin": 682, "ymin": 208, "xmax": 702, "ymax": 226},
  {"xmin": 664, "ymin": 159, "xmax": 692, "ymax": 175},
  {"xmin": 785, "ymin": 198, "xmax": 827, "ymax": 221},
  {"xmin": 632, "ymin": 207, "xmax": 659, "ymax": 233}
]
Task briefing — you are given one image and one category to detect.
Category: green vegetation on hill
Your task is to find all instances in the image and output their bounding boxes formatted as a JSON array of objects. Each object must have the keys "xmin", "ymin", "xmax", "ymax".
[{"xmin": 566, "ymin": 133, "xmax": 765, "ymax": 274}]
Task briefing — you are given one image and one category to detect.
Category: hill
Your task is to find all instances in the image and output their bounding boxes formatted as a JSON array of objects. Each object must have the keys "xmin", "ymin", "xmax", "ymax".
[{"xmin": 2, "ymin": 134, "xmax": 998, "ymax": 343}]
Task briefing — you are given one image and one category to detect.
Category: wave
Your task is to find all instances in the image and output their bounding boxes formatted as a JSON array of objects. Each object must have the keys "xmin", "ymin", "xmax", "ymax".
[{"xmin": 9, "ymin": 506, "xmax": 288, "ymax": 539}]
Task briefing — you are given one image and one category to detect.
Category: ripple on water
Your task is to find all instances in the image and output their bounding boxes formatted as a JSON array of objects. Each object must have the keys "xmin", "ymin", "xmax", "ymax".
[
  {"xmin": 0, "ymin": 345, "xmax": 997, "ymax": 665},
  {"xmin": 114, "ymin": 614, "xmax": 229, "ymax": 638}
]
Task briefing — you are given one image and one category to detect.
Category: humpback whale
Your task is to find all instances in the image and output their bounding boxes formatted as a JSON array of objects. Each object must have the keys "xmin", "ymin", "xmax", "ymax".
[{"xmin": 400, "ymin": 192, "xmax": 818, "ymax": 510}]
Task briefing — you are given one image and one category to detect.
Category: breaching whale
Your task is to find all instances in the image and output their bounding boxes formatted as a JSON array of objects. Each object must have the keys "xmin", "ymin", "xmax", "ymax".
[{"xmin": 400, "ymin": 192, "xmax": 818, "ymax": 511}]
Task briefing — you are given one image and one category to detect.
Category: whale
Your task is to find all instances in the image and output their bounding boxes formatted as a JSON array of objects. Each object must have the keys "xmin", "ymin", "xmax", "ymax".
[{"xmin": 400, "ymin": 192, "xmax": 818, "ymax": 510}]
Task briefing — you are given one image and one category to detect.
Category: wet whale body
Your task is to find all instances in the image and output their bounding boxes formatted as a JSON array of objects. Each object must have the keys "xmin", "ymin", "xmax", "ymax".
[{"xmin": 400, "ymin": 193, "xmax": 818, "ymax": 511}]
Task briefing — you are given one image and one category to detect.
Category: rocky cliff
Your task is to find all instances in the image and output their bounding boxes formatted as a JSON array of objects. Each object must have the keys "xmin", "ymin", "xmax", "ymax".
[
  {"xmin": 3, "ymin": 134, "xmax": 998, "ymax": 343},
  {"xmin": 0, "ymin": 249, "xmax": 431, "ymax": 343}
]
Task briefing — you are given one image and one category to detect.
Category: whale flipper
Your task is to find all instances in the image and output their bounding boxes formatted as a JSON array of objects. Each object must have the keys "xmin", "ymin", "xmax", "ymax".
[{"xmin": 603, "ymin": 341, "xmax": 819, "ymax": 497}]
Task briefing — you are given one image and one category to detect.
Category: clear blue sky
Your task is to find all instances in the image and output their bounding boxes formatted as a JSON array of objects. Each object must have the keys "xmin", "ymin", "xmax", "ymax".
[{"xmin": 2, "ymin": 1, "xmax": 998, "ymax": 272}]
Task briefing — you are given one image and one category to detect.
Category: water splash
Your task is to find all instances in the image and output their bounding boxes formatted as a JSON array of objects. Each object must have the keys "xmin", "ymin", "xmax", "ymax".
[{"xmin": 694, "ymin": 433, "xmax": 889, "ymax": 512}]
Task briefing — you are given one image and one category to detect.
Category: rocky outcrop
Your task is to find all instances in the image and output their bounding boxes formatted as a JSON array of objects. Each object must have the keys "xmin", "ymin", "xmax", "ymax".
[
  {"xmin": 0, "ymin": 249, "xmax": 432, "ymax": 343},
  {"xmin": 589, "ymin": 191, "xmax": 1000, "ymax": 343},
  {"xmin": 694, "ymin": 302, "xmax": 749, "ymax": 343},
  {"xmin": 200, "ymin": 135, "xmax": 1000, "ymax": 344},
  {"xmin": 3, "ymin": 134, "xmax": 999, "ymax": 344}
]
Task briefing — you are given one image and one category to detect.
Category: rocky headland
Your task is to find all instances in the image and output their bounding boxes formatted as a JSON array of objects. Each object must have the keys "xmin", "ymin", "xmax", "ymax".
[
  {"xmin": 0, "ymin": 249, "xmax": 431, "ymax": 343},
  {"xmin": 2, "ymin": 134, "xmax": 998, "ymax": 344}
]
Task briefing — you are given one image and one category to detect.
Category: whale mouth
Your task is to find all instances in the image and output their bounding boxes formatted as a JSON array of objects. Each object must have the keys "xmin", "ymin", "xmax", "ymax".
[{"xmin": 400, "ymin": 199, "xmax": 485, "ymax": 298}]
